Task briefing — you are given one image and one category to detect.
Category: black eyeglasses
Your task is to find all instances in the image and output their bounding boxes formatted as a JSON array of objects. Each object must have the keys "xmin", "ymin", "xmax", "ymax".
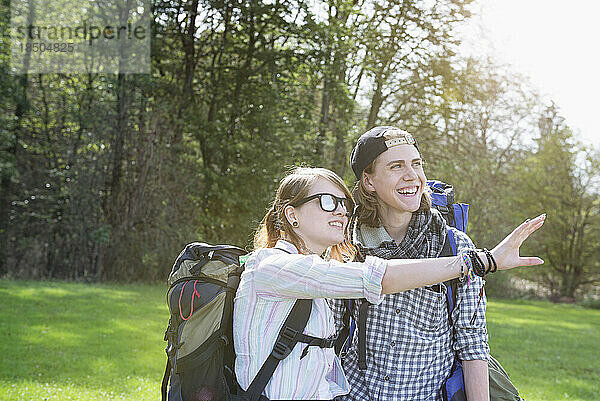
[{"xmin": 291, "ymin": 193, "xmax": 354, "ymax": 216}]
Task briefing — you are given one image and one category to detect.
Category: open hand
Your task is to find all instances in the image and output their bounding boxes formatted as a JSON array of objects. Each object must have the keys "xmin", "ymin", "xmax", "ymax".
[{"xmin": 491, "ymin": 214, "xmax": 546, "ymax": 271}]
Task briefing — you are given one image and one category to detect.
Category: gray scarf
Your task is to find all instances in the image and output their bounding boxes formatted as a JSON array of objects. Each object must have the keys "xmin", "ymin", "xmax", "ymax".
[{"xmin": 353, "ymin": 209, "xmax": 447, "ymax": 260}]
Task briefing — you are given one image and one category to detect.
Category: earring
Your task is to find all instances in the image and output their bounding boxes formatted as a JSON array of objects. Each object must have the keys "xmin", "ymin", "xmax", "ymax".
[{"xmin": 292, "ymin": 221, "xmax": 299, "ymax": 227}]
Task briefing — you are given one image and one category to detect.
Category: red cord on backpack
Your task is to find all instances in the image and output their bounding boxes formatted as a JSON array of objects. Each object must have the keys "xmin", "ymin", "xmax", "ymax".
[
  {"xmin": 179, "ymin": 280, "xmax": 199, "ymax": 321},
  {"xmin": 470, "ymin": 282, "xmax": 486, "ymax": 325}
]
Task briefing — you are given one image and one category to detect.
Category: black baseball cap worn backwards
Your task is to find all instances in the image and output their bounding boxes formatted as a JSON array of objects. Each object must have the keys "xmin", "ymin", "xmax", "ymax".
[{"xmin": 350, "ymin": 126, "xmax": 418, "ymax": 179}]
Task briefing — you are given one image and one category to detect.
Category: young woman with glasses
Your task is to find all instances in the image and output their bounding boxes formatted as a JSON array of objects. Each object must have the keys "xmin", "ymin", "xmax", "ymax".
[{"xmin": 233, "ymin": 167, "xmax": 545, "ymax": 400}]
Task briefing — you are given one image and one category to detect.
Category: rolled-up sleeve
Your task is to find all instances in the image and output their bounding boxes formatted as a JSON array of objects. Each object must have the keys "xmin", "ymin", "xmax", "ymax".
[
  {"xmin": 453, "ymin": 276, "xmax": 489, "ymax": 361},
  {"xmin": 451, "ymin": 228, "xmax": 489, "ymax": 361},
  {"xmin": 253, "ymin": 253, "xmax": 386, "ymax": 304}
]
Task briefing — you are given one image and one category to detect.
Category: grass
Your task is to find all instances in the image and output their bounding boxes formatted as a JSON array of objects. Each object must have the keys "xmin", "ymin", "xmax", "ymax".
[
  {"xmin": 0, "ymin": 280, "xmax": 167, "ymax": 401},
  {"xmin": 487, "ymin": 299, "xmax": 600, "ymax": 400},
  {"xmin": 0, "ymin": 280, "xmax": 598, "ymax": 400}
]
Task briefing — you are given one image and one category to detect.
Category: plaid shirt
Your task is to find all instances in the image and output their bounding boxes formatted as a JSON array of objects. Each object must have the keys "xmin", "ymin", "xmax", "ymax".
[{"xmin": 330, "ymin": 226, "xmax": 489, "ymax": 401}]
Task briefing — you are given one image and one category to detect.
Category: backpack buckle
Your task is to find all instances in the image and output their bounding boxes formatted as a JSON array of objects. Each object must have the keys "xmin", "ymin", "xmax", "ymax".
[
  {"xmin": 280, "ymin": 326, "xmax": 298, "ymax": 342},
  {"xmin": 322, "ymin": 337, "xmax": 336, "ymax": 348},
  {"xmin": 272, "ymin": 341, "xmax": 292, "ymax": 360},
  {"xmin": 437, "ymin": 204, "xmax": 449, "ymax": 213},
  {"xmin": 271, "ymin": 326, "xmax": 298, "ymax": 359}
]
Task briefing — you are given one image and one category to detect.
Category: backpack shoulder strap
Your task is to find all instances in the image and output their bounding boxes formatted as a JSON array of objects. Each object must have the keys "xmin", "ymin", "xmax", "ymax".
[
  {"xmin": 243, "ymin": 246, "xmax": 313, "ymax": 401},
  {"xmin": 442, "ymin": 229, "xmax": 459, "ymax": 326},
  {"xmin": 357, "ymin": 299, "xmax": 369, "ymax": 370},
  {"xmin": 338, "ymin": 297, "xmax": 368, "ymax": 371},
  {"xmin": 443, "ymin": 227, "xmax": 457, "ymax": 256},
  {"xmin": 334, "ymin": 299, "xmax": 353, "ymax": 355},
  {"xmin": 244, "ymin": 298, "xmax": 312, "ymax": 401}
]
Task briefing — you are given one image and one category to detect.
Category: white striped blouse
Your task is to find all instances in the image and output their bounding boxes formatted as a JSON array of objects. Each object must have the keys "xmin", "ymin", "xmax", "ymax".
[{"xmin": 233, "ymin": 240, "xmax": 386, "ymax": 400}]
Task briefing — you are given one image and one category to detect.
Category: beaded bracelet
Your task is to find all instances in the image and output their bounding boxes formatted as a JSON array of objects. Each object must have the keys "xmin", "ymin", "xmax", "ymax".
[
  {"xmin": 465, "ymin": 250, "xmax": 486, "ymax": 277},
  {"xmin": 483, "ymin": 248, "xmax": 497, "ymax": 273},
  {"xmin": 462, "ymin": 249, "xmax": 499, "ymax": 278},
  {"xmin": 458, "ymin": 251, "xmax": 477, "ymax": 285},
  {"xmin": 459, "ymin": 251, "xmax": 472, "ymax": 282}
]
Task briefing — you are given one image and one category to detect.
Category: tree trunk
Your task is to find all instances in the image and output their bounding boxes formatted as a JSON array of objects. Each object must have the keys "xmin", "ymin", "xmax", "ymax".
[
  {"xmin": 367, "ymin": 77, "xmax": 384, "ymax": 130},
  {"xmin": 173, "ymin": 0, "xmax": 200, "ymax": 145},
  {"xmin": 0, "ymin": 0, "xmax": 35, "ymax": 275}
]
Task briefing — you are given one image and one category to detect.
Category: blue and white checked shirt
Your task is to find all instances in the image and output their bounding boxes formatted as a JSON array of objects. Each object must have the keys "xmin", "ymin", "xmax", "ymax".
[{"xmin": 330, "ymin": 226, "xmax": 489, "ymax": 401}]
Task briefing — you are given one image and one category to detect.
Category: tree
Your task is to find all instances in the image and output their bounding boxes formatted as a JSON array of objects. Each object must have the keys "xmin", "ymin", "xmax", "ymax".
[
  {"xmin": 0, "ymin": 0, "xmax": 17, "ymax": 275},
  {"xmin": 9, "ymin": 0, "xmax": 594, "ymax": 292},
  {"xmin": 358, "ymin": 0, "xmax": 473, "ymax": 132},
  {"xmin": 424, "ymin": 58, "xmax": 542, "ymax": 249},
  {"xmin": 508, "ymin": 105, "xmax": 600, "ymax": 299}
]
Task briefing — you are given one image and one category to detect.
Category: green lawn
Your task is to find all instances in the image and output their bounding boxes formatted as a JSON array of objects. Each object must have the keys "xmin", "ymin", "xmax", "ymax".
[
  {"xmin": 487, "ymin": 299, "xmax": 600, "ymax": 401},
  {"xmin": 0, "ymin": 280, "xmax": 598, "ymax": 401},
  {"xmin": 0, "ymin": 280, "xmax": 166, "ymax": 401}
]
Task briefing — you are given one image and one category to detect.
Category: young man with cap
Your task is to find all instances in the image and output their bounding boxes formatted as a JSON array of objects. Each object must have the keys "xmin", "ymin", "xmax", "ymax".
[{"xmin": 332, "ymin": 126, "xmax": 490, "ymax": 400}]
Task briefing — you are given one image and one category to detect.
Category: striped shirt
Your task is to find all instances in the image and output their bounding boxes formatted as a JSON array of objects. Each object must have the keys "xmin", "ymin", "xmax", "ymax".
[{"xmin": 233, "ymin": 240, "xmax": 387, "ymax": 400}]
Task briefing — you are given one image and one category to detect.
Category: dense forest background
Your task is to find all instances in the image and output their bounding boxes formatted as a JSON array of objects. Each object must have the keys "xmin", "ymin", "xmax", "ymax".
[{"xmin": 1, "ymin": 0, "xmax": 598, "ymax": 300}]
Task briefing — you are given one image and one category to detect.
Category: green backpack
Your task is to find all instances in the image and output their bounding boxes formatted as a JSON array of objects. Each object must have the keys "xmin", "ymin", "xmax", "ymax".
[
  {"xmin": 161, "ymin": 242, "xmax": 324, "ymax": 401},
  {"xmin": 161, "ymin": 243, "xmax": 246, "ymax": 401},
  {"xmin": 489, "ymin": 355, "xmax": 524, "ymax": 401}
]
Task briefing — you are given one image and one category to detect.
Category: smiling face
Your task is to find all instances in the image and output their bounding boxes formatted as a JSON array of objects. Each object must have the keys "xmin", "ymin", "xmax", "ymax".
[
  {"xmin": 363, "ymin": 144, "xmax": 427, "ymax": 219},
  {"xmin": 284, "ymin": 177, "xmax": 350, "ymax": 254}
]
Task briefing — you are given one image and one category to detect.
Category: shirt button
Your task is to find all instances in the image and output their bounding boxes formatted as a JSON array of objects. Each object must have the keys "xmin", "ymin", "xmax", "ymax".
[
  {"xmin": 395, "ymin": 308, "xmax": 400, "ymax": 314},
  {"xmin": 384, "ymin": 375, "xmax": 390, "ymax": 381},
  {"xmin": 390, "ymin": 341, "xmax": 395, "ymax": 347}
]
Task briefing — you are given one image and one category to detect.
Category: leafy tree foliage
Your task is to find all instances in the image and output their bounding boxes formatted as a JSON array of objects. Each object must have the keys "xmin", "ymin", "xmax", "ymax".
[
  {"xmin": 506, "ymin": 105, "xmax": 600, "ymax": 298},
  {"xmin": 0, "ymin": 0, "xmax": 597, "ymax": 299}
]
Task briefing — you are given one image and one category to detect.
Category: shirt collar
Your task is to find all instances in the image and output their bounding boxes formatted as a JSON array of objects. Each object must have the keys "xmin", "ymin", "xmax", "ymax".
[
  {"xmin": 274, "ymin": 239, "xmax": 300, "ymax": 254},
  {"xmin": 354, "ymin": 224, "xmax": 394, "ymax": 248}
]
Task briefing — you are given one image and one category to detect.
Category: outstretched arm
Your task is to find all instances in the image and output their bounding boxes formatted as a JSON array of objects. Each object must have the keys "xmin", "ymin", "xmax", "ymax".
[{"xmin": 381, "ymin": 214, "xmax": 546, "ymax": 294}]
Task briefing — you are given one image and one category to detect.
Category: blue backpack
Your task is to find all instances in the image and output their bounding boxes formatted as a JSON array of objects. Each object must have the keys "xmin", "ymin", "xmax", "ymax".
[
  {"xmin": 428, "ymin": 180, "xmax": 469, "ymax": 401},
  {"xmin": 430, "ymin": 181, "xmax": 521, "ymax": 401}
]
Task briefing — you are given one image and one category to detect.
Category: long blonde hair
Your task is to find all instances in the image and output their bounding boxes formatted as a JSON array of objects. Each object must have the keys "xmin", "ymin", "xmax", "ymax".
[{"xmin": 253, "ymin": 167, "xmax": 355, "ymax": 262}]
